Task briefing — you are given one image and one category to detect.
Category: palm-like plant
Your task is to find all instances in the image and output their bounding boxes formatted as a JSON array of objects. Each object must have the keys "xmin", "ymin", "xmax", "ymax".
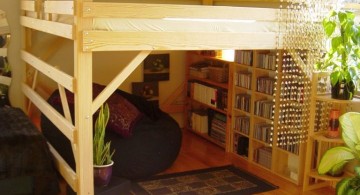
[{"xmin": 93, "ymin": 104, "xmax": 115, "ymax": 165}]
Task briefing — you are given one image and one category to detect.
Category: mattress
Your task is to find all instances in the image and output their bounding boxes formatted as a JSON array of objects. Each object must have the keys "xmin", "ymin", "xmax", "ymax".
[{"xmin": 26, "ymin": 12, "xmax": 281, "ymax": 33}]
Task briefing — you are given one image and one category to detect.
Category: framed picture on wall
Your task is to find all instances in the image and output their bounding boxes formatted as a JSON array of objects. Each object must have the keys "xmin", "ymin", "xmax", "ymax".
[
  {"xmin": 143, "ymin": 54, "xmax": 170, "ymax": 82},
  {"xmin": 132, "ymin": 81, "xmax": 159, "ymax": 107}
]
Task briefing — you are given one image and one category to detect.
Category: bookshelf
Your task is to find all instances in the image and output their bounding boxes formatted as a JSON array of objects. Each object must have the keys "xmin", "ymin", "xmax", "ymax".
[
  {"xmin": 231, "ymin": 50, "xmax": 308, "ymax": 185},
  {"xmin": 185, "ymin": 50, "xmax": 308, "ymax": 184},
  {"xmin": 302, "ymin": 72, "xmax": 360, "ymax": 191},
  {"xmin": 185, "ymin": 51, "xmax": 232, "ymax": 149}
]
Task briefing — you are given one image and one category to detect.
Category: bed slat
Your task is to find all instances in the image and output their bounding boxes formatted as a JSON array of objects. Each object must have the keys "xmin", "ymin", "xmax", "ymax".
[
  {"xmin": 21, "ymin": 0, "xmax": 36, "ymax": 12},
  {"xmin": 44, "ymin": 1, "xmax": 74, "ymax": 15},
  {"xmin": 48, "ymin": 142, "xmax": 78, "ymax": 192},
  {"xmin": 83, "ymin": 2, "xmax": 278, "ymax": 21},
  {"xmin": 22, "ymin": 84, "xmax": 76, "ymax": 144},
  {"xmin": 84, "ymin": 31, "xmax": 282, "ymax": 51},
  {"xmin": 21, "ymin": 50, "xmax": 74, "ymax": 93},
  {"xmin": 92, "ymin": 50, "xmax": 151, "ymax": 114},
  {"xmin": 20, "ymin": 16, "xmax": 74, "ymax": 40}
]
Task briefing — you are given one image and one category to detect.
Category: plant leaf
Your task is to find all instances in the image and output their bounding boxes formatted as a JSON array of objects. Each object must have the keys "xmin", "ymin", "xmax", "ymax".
[
  {"xmin": 340, "ymin": 112, "xmax": 360, "ymax": 151},
  {"xmin": 336, "ymin": 178, "xmax": 352, "ymax": 195},
  {"xmin": 324, "ymin": 21, "xmax": 336, "ymax": 37},
  {"xmin": 330, "ymin": 71, "xmax": 341, "ymax": 86},
  {"xmin": 318, "ymin": 146, "xmax": 355, "ymax": 174}
]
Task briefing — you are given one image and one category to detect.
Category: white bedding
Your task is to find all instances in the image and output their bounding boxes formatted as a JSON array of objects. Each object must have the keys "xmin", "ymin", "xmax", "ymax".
[{"xmin": 26, "ymin": 12, "xmax": 281, "ymax": 33}]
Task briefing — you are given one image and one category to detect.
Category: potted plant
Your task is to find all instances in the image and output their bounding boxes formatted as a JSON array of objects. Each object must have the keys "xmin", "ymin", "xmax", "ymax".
[
  {"xmin": 315, "ymin": 9, "xmax": 360, "ymax": 100},
  {"xmin": 93, "ymin": 103, "xmax": 115, "ymax": 187},
  {"xmin": 318, "ymin": 112, "xmax": 360, "ymax": 194}
]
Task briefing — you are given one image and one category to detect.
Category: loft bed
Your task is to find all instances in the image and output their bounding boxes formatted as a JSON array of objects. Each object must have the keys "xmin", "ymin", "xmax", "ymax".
[{"xmin": 20, "ymin": 0, "xmax": 284, "ymax": 194}]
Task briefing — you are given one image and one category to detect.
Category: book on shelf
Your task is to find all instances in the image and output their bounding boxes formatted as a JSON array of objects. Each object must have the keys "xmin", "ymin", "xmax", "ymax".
[
  {"xmin": 235, "ymin": 94, "xmax": 251, "ymax": 112},
  {"xmin": 257, "ymin": 52, "xmax": 276, "ymax": 70},
  {"xmin": 234, "ymin": 50, "xmax": 253, "ymax": 65},
  {"xmin": 190, "ymin": 82, "xmax": 217, "ymax": 108},
  {"xmin": 254, "ymin": 100, "xmax": 274, "ymax": 119},
  {"xmin": 277, "ymin": 132, "xmax": 300, "ymax": 155},
  {"xmin": 234, "ymin": 133, "xmax": 249, "ymax": 157},
  {"xmin": 208, "ymin": 111, "xmax": 226, "ymax": 143},
  {"xmin": 191, "ymin": 110, "xmax": 208, "ymax": 134},
  {"xmin": 254, "ymin": 123, "xmax": 273, "ymax": 144},
  {"xmin": 257, "ymin": 76, "xmax": 275, "ymax": 95},
  {"xmin": 254, "ymin": 147, "xmax": 272, "ymax": 169},
  {"xmin": 189, "ymin": 61, "xmax": 210, "ymax": 79},
  {"xmin": 234, "ymin": 71, "xmax": 252, "ymax": 89},
  {"xmin": 234, "ymin": 116, "xmax": 250, "ymax": 135}
]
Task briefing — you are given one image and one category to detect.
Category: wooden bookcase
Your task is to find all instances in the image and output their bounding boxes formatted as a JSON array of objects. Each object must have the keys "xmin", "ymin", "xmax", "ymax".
[
  {"xmin": 230, "ymin": 50, "xmax": 306, "ymax": 185},
  {"xmin": 185, "ymin": 50, "xmax": 308, "ymax": 185},
  {"xmin": 184, "ymin": 51, "xmax": 232, "ymax": 150},
  {"xmin": 303, "ymin": 72, "xmax": 360, "ymax": 191}
]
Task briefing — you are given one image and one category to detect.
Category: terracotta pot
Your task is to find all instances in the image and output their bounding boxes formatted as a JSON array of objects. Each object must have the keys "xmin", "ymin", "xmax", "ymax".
[{"xmin": 94, "ymin": 161, "xmax": 114, "ymax": 187}]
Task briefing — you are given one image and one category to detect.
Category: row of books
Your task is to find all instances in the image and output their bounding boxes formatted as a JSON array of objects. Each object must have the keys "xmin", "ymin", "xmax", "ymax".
[
  {"xmin": 209, "ymin": 112, "xmax": 226, "ymax": 143},
  {"xmin": 257, "ymin": 77, "xmax": 275, "ymax": 95},
  {"xmin": 254, "ymin": 100, "xmax": 274, "ymax": 120},
  {"xmin": 189, "ymin": 61, "xmax": 210, "ymax": 79},
  {"xmin": 257, "ymin": 53, "xmax": 277, "ymax": 70},
  {"xmin": 234, "ymin": 116, "xmax": 250, "ymax": 135},
  {"xmin": 189, "ymin": 81, "xmax": 228, "ymax": 111},
  {"xmin": 190, "ymin": 110, "xmax": 208, "ymax": 134},
  {"xmin": 280, "ymin": 78, "xmax": 305, "ymax": 103},
  {"xmin": 254, "ymin": 147, "xmax": 272, "ymax": 169},
  {"xmin": 234, "ymin": 94, "xmax": 251, "ymax": 112},
  {"xmin": 234, "ymin": 71, "xmax": 252, "ymax": 89},
  {"xmin": 190, "ymin": 82, "xmax": 217, "ymax": 108},
  {"xmin": 278, "ymin": 106, "xmax": 303, "ymax": 127},
  {"xmin": 277, "ymin": 132, "xmax": 301, "ymax": 155},
  {"xmin": 254, "ymin": 123, "xmax": 273, "ymax": 144},
  {"xmin": 234, "ymin": 50, "xmax": 253, "ymax": 65}
]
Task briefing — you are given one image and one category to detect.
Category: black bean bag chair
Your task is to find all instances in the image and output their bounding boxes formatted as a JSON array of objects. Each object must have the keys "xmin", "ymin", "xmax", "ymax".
[{"xmin": 41, "ymin": 84, "xmax": 182, "ymax": 180}]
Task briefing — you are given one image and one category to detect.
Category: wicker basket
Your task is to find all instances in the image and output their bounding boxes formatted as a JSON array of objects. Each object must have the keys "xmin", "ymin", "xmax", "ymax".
[{"xmin": 208, "ymin": 66, "xmax": 228, "ymax": 83}]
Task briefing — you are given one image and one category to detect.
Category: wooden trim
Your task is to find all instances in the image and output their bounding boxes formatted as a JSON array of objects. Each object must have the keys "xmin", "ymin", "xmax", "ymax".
[
  {"xmin": 44, "ymin": 1, "xmax": 74, "ymax": 15},
  {"xmin": 20, "ymin": 16, "xmax": 74, "ymax": 40},
  {"xmin": 83, "ymin": 2, "xmax": 278, "ymax": 21},
  {"xmin": 73, "ymin": 0, "xmax": 94, "ymax": 193},
  {"xmin": 58, "ymin": 84, "xmax": 73, "ymax": 123},
  {"xmin": 21, "ymin": 0, "xmax": 36, "ymax": 12},
  {"xmin": 22, "ymin": 84, "xmax": 76, "ymax": 143},
  {"xmin": 21, "ymin": 50, "xmax": 74, "ymax": 92},
  {"xmin": 84, "ymin": 31, "xmax": 282, "ymax": 51},
  {"xmin": 92, "ymin": 50, "xmax": 151, "ymax": 114},
  {"xmin": 48, "ymin": 142, "xmax": 78, "ymax": 192}
]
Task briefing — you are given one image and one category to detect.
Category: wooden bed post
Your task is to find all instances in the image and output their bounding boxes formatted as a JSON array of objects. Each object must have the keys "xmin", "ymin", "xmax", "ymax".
[{"xmin": 74, "ymin": 0, "xmax": 94, "ymax": 194}]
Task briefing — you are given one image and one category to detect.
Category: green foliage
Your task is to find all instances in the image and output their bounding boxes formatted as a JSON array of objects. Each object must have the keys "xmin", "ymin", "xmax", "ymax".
[
  {"xmin": 315, "ymin": 10, "xmax": 360, "ymax": 90},
  {"xmin": 318, "ymin": 112, "xmax": 360, "ymax": 194},
  {"xmin": 93, "ymin": 104, "xmax": 115, "ymax": 165}
]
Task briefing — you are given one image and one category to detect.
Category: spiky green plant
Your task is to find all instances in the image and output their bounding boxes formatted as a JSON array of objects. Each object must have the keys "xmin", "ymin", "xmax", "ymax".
[{"xmin": 93, "ymin": 104, "xmax": 115, "ymax": 165}]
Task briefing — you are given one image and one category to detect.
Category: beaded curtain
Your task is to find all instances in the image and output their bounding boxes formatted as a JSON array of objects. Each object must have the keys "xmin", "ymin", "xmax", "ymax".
[{"xmin": 274, "ymin": 0, "xmax": 336, "ymax": 154}]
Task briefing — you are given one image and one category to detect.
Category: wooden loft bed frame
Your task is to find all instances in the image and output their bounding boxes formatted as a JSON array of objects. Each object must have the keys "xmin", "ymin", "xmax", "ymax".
[{"xmin": 20, "ymin": 0, "xmax": 284, "ymax": 194}]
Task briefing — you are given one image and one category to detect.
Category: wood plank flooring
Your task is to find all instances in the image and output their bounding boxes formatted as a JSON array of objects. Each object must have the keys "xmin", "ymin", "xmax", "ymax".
[{"xmin": 162, "ymin": 129, "xmax": 336, "ymax": 195}]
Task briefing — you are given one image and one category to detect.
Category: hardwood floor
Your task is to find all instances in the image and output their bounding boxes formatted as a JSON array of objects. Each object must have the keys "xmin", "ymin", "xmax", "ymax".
[{"xmin": 162, "ymin": 129, "xmax": 336, "ymax": 195}]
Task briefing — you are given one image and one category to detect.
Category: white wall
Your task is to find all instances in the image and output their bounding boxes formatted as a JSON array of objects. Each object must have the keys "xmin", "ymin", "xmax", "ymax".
[{"xmin": 0, "ymin": 0, "xmax": 25, "ymax": 109}]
